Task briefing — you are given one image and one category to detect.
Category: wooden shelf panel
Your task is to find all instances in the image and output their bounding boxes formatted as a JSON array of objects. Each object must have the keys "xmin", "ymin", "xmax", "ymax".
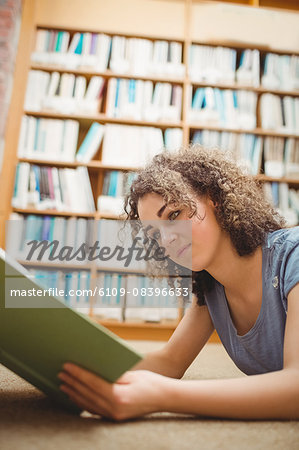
[
  {"xmin": 190, "ymin": 39, "xmax": 299, "ymax": 57},
  {"xmin": 18, "ymin": 157, "xmax": 140, "ymax": 172},
  {"xmin": 189, "ymin": 124, "xmax": 299, "ymax": 139},
  {"xmin": 30, "ymin": 63, "xmax": 299, "ymax": 98},
  {"xmin": 12, "ymin": 208, "xmax": 96, "ymax": 218},
  {"xmin": 95, "ymin": 318, "xmax": 220, "ymax": 342},
  {"xmin": 18, "ymin": 259, "xmax": 148, "ymax": 274},
  {"xmin": 23, "ymin": 110, "xmax": 299, "ymax": 138},
  {"xmin": 36, "ymin": 25, "xmax": 185, "ymax": 44},
  {"xmin": 96, "ymin": 319, "xmax": 179, "ymax": 341},
  {"xmin": 256, "ymin": 175, "xmax": 299, "ymax": 185},
  {"xmin": 19, "ymin": 260, "xmax": 92, "ymax": 270},
  {"xmin": 12, "ymin": 207, "xmax": 132, "ymax": 220},
  {"xmin": 190, "ymin": 80, "xmax": 299, "ymax": 97},
  {"xmin": 30, "ymin": 63, "xmax": 185, "ymax": 84},
  {"xmin": 16, "ymin": 160, "xmax": 299, "ymax": 185},
  {"xmin": 24, "ymin": 110, "xmax": 183, "ymax": 129}
]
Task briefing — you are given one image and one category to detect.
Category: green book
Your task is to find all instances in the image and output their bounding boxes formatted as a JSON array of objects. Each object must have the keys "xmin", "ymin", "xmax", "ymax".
[{"xmin": 0, "ymin": 249, "xmax": 143, "ymax": 413}]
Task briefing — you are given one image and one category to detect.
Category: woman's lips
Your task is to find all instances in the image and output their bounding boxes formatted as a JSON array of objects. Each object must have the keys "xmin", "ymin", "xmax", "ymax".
[{"xmin": 177, "ymin": 243, "xmax": 191, "ymax": 258}]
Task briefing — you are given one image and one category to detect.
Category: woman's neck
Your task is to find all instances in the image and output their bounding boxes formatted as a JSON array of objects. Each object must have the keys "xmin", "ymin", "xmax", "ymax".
[{"xmin": 206, "ymin": 239, "xmax": 263, "ymax": 302}]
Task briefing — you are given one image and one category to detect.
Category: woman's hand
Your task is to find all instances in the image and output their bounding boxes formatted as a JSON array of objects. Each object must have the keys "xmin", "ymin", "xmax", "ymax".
[{"xmin": 58, "ymin": 363, "xmax": 171, "ymax": 421}]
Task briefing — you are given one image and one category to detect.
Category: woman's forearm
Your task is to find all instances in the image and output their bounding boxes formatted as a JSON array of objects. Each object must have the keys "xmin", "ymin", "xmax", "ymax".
[
  {"xmin": 132, "ymin": 349, "xmax": 184, "ymax": 379},
  {"xmin": 161, "ymin": 368, "xmax": 299, "ymax": 419}
]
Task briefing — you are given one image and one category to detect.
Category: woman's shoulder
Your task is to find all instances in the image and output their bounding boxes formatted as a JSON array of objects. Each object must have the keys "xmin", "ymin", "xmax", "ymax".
[
  {"xmin": 264, "ymin": 226, "xmax": 299, "ymax": 251},
  {"xmin": 264, "ymin": 227, "xmax": 299, "ymax": 300}
]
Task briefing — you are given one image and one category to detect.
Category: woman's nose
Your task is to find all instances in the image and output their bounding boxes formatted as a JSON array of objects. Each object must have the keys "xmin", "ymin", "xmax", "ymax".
[{"xmin": 159, "ymin": 227, "xmax": 177, "ymax": 249}]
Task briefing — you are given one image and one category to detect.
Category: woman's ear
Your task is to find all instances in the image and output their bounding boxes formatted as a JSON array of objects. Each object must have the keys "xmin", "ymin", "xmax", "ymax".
[{"xmin": 208, "ymin": 198, "xmax": 218, "ymax": 208}]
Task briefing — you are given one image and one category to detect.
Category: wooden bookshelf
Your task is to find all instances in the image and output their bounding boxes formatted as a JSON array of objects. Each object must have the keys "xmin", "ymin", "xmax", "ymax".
[
  {"xmin": 30, "ymin": 63, "xmax": 185, "ymax": 84},
  {"xmin": 188, "ymin": 125, "xmax": 299, "ymax": 139},
  {"xmin": 1, "ymin": 0, "xmax": 299, "ymax": 341}
]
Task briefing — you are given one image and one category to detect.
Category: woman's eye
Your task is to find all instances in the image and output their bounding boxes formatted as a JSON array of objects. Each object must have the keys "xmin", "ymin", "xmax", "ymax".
[
  {"xmin": 152, "ymin": 230, "xmax": 161, "ymax": 240},
  {"xmin": 168, "ymin": 210, "xmax": 181, "ymax": 221}
]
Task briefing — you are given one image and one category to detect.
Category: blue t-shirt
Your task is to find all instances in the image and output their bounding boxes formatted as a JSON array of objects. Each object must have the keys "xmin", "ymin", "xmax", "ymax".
[{"xmin": 204, "ymin": 227, "xmax": 299, "ymax": 375}]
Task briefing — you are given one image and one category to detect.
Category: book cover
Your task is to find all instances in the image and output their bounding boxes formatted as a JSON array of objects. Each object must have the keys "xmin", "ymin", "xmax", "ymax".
[{"xmin": 0, "ymin": 250, "xmax": 143, "ymax": 413}]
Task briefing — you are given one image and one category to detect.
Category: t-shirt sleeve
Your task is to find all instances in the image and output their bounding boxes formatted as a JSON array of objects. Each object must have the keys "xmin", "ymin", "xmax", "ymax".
[{"xmin": 283, "ymin": 243, "xmax": 299, "ymax": 299}]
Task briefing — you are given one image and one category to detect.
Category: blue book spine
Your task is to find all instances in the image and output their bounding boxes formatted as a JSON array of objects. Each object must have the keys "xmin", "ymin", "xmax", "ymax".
[
  {"xmin": 271, "ymin": 182, "xmax": 279, "ymax": 208},
  {"xmin": 85, "ymin": 271, "xmax": 91, "ymax": 304},
  {"xmin": 129, "ymin": 79, "xmax": 135, "ymax": 103},
  {"xmin": 239, "ymin": 50, "xmax": 244, "ymax": 68},
  {"xmin": 13, "ymin": 164, "xmax": 20, "ymax": 199},
  {"xmin": 214, "ymin": 88, "xmax": 225, "ymax": 126},
  {"xmin": 192, "ymin": 130, "xmax": 201, "ymax": 144},
  {"xmin": 233, "ymin": 91, "xmax": 238, "ymax": 109},
  {"xmin": 116, "ymin": 274, "xmax": 122, "ymax": 305},
  {"xmin": 41, "ymin": 216, "xmax": 51, "ymax": 241},
  {"xmin": 35, "ymin": 216, "xmax": 44, "ymax": 241},
  {"xmin": 64, "ymin": 272, "xmax": 72, "ymax": 305},
  {"xmin": 32, "ymin": 166, "xmax": 41, "ymax": 202},
  {"xmin": 192, "ymin": 88, "xmax": 204, "ymax": 109},
  {"xmin": 264, "ymin": 54, "xmax": 269, "ymax": 75},
  {"xmin": 48, "ymin": 217, "xmax": 55, "ymax": 242},
  {"xmin": 24, "ymin": 215, "xmax": 38, "ymax": 242},
  {"xmin": 34, "ymin": 270, "xmax": 47, "ymax": 289},
  {"xmin": 110, "ymin": 171, "xmax": 118, "ymax": 197},
  {"xmin": 114, "ymin": 79, "xmax": 120, "ymax": 111},
  {"xmin": 74, "ymin": 33, "xmax": 83, "ymax": 54},
  {"xmin": 76, "ymin": 122, "xmax": 101, "ymax": 158},
  {"xmin": 104, "ymin": 273, "xmax": 112, "ymax": 306}
]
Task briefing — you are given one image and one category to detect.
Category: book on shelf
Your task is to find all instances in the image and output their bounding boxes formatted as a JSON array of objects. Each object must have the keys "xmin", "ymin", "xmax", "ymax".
[
  {"xmin": 0, "ymin": 249, "xmax": 142, "ymax": 413},
  {"xmin": 192, "ymin": 130, "xmax": 262, "ymax": 176},
  {"xmin": 188, "ymin": 44, "xmax": 236, "ymax": 84},
  {"xmin": 95, "ymin": 219, "xmax": 146, "ymax": 272},
  {"xmin": 25, "ymin": 70, "xmax": 106, "ymax": 114},
  {"xmin": 189, "ymin": 87, "xmax": 257, "ymax": 130},
  {"xmin": 28, "ymin": 268, "xmax": 91, "ymax": 313},
  {"xmin": 22, "ymin": 267, "xmax": 179, "ymax": 324},
  {"xmin": 260, "ymin": 93, "xmax": 299, "ymax": 133},
  {"xmin": 31, "ymin": 29, "xmax": 70, "ymax": 66},
  {"xmin": 263, "ymin": 137, "xmax": 285, "ymax": 178},
  {"xmin": 75, "ymin": 122, "xmax": 105, "ymax": 163},
  {"xmin": 284, "ymin": 138, "xmax": 299, "ymax": 178},
  {"xmin": 31, "ymin": 29, "xmax": 112, "ymax": 71},
  {"xmin": 97, "ymin": 171, "xmax": 137, "ymax": 215},
  {"xmin": 236, "ymin": 49, "xmax": 260, "ymax": 88},
  {"xmin": 94, "ymin": 272, "xmax": 124, "ymax": 321},
  {"xmin": 101, "ymin": 124, "xmax": 162, "ymax": 168},
  {"xmin": 18, "ymin": 116, "xmax": 79, "ymax": 162},
  {"xmin": 105, "ymin": 78, "xmax": 182, "ymax": 122},
  {"xmin": 263, "ymin": 137, "xmax": 299, "ymax": 179},
  {"xmin": 31, "ymin": 29, "xmax": 185, "ymax": 78},
  {"xmin": 109, "ymin": 36, "xmax": 184, "ymax": 78},
  {"xmin": 263, "ymin": 182, "xmax": 299, "ymax": 227},
  {"xmin": 261, "ymin": 53, "xmax": 299, "ymax": 91},
  {"xmin": 24, "ymin": 70, "xmax": 50, "ymax": 111},
  {"xmin": 12, "ymin": 163, "xmax": 95, "ymax": 213},
  {"xmin": 124, "ymin": 276, "xmax": 179, "ymax": 323}
]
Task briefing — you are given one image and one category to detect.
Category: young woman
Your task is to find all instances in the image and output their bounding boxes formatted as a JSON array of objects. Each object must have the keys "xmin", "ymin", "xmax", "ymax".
[{"xmin": 58, "ymin": 145, "xmax": 299, "ymax": 421}]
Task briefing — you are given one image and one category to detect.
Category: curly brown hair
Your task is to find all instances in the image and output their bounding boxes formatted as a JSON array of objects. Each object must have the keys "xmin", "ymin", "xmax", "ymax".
[{"xmin": 124, "ymin": 145, "xmax": 285, "ymax": 306}]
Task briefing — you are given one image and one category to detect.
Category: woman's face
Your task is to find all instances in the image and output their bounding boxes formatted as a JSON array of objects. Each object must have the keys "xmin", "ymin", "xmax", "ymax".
[{"xmin": 137, "ymin": 193, "xmax": 224, "ymax": 272}]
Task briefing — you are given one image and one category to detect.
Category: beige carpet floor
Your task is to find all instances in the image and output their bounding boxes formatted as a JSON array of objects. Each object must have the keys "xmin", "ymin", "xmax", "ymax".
[{"xmin": 0, "ymin": 341, "xmax": 298, "ymax": 450}]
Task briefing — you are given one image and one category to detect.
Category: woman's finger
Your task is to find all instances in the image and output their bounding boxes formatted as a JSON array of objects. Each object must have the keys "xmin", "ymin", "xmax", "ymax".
[
  {"xmin": 58, "ymin": 371, "xmax": 113, "ymax": 413},
  {"xmin": 60, "ymin": 383, "xmax": 112, "ymax": 418},
  {"xmin": 62, "ymin": 363, "xmax": 114, "ymax": 401}
]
